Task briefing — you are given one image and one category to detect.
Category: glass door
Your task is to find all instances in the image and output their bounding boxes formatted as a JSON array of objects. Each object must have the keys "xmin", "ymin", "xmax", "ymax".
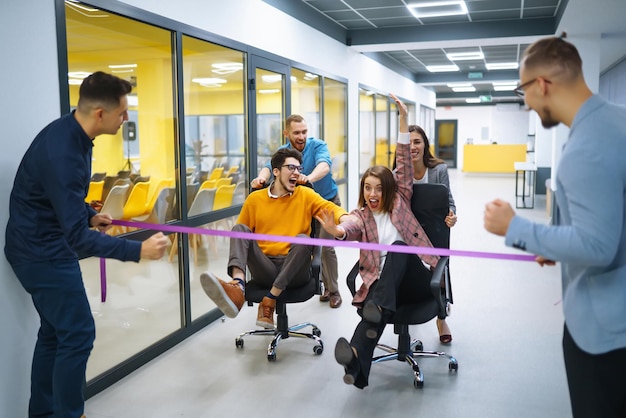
[
  {"xmin": 247, "ymin": 56, "xmax": 289, "ymax": 178},
  {"xmin": 435, "ymin": 119, "xmax": 458, "ymax": 169}
]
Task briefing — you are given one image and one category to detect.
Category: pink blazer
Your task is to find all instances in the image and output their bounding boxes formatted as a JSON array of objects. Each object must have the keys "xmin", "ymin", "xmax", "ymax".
[{"xmin": 339, "ymin": 141, "xmax": 439, "ymax": 306}]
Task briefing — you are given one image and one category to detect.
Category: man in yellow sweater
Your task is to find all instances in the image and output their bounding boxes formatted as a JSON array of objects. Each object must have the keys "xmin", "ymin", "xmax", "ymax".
[{"xmin": 200, "ymin": 148, "xmax": 350, "ymax": 328}]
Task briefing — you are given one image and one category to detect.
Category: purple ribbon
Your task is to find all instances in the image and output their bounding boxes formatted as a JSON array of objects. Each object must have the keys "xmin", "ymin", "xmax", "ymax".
[{"xmin": 98, "ymin": 219, "xmax": 536, "ymax": 302}]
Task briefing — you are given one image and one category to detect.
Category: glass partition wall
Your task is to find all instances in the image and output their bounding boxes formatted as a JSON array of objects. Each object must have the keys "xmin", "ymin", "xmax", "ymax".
[
  {"xmin": 358, "ymin": 88, "xmax": 416, "ymax": 174},
  {"xmin": 62, "ymin": 0, "xmax": 347, "ymax": 396},
  {"xmin": 291, "ymin": 68, "xmax": 348, "ymax": 205},
  {"xmin": 66, "ymin": 4, "xmax": 181, "ymax": 381}
]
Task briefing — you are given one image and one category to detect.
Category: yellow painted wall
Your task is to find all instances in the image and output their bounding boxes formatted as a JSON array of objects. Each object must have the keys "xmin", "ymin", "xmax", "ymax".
[{"xmin": 463, "ymin": 144, "xmax": 527, "ymax": 173}]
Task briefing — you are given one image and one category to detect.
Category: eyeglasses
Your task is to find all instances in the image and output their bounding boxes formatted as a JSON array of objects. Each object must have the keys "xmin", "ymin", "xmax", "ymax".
[
  {"xmin": 281, "ymin": 164, "xmax": 304, "ymax": 173},
  {"xmin": 514, "ymin": 78, "xmax": 551, "ymax": 97}
]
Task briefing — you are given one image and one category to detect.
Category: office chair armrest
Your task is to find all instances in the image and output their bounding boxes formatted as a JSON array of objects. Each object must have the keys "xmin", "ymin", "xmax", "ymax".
[
  {"xmin": 429, "ymin": 256, "xmax": 449, "ymax": 318},
  {"xmin": 311, "ymin": 244, "xmax": 322, "ymax": 294},
  {"xmin": 346, "ymin": 261, "xmax": 359, "ymax": 296}
]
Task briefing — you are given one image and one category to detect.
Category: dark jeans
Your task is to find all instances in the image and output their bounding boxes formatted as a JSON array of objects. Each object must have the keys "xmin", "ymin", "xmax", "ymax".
[
  {"xmin": 11, "ymin": 260, "xmax": 95, "ymax": 418},
  {"xmin": 349, "ymin": 242, "xmax": 432, "ymax": 388},
  {"xmin": 227, "ymin": 224, "xmax": 312, "ymax": 291},
  {"xmin": 562, "ymin": 324, "xmax": 626, "ymax": 418}
]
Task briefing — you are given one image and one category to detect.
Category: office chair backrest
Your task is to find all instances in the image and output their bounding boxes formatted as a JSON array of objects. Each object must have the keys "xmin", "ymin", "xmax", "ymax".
[{"xmin": 410, "ymin": 183, "xmax": 450, "ymax": 250}]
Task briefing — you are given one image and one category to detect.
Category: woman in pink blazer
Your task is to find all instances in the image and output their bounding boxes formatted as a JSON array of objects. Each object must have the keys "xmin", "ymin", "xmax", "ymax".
[{"xmin": 319, "ymin": 94, "xmax": 452, "ymax": 389}]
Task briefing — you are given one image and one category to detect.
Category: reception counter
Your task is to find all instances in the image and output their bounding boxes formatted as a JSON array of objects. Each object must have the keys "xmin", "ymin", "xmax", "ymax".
[{"xmin": 463, "ymin": 144, "xmax": 527, "ymax": 173}]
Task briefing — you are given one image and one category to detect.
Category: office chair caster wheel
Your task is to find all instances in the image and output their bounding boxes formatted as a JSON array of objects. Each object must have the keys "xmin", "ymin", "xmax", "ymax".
[
  {"xmin": 448, "ymin": 361, "xmax": 458, "ymax": 372},
  {"xmin": 413, "ymin": 372, "xmax": 424, "ymax": 388},
  {"xmin": 415, "ymin": 341, "xmax": 423, "ymax": 351},
  {"xmin": 235, "ymin": 338, "xmax": 244, "ymax": 348},
  {"xmin": 267, "ymin": 351, "xmax": 277, "ymax": 361},
  {"xmin": 445, "ymin": 302, "xmax": 452, "ymax": 316},
  {"xmin": 313, "ymin": 345, "xmax": 323, "ymax": 355},
  {"xmin": 312, "ymin": 327, "xmax": 321, "ymax": 337}
]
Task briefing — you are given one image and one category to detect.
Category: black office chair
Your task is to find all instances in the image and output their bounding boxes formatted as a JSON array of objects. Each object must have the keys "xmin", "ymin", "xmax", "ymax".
[
  {"xmin": 346, "ymin": 183, "xmax": 458, "ymax": 388},
  {"xmin": 234, "ymin": 184, "xmax": 324, "ymax": 361}
]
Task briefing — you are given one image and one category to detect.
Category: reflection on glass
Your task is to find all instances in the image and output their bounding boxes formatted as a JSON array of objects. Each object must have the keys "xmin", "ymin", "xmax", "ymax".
[
  {"xmin": 323, "ymin": 77, "xmax": 347, "ymax": 204},
  {"xmin": 375, "ymin": 93, "xmax": 390, "ymax": 167},
  {"xmin": 291, "ymin": 67, "xmax": 320, "ymax": 137},
  {"xmin": 65, "ymin": 2, "xmax": 179, "ymax": 380},
  {"xmin": 182, "ymin": 35, "xmax": 246, "ymax": 214},
  {"xmin": 359, "ymin": 88, "xmax": 376, "ymax": 175},
  {"xmin": 255, "ymin": 68, "xmax": 284, "ymax": 171}
]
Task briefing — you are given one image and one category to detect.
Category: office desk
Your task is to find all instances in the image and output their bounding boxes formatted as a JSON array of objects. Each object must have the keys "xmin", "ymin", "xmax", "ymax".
[{"xmin": 514, "ymin": 162, "xmax": 537, "ymax": 209}]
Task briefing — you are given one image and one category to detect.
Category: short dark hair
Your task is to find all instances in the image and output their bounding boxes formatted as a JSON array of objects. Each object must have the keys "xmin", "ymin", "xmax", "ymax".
[
  {"xmin": 358, "ymin": 165, "xmax": 396, "ymax": 213},
  {"xmin": 285, "ymin": 114, "xmax": 305, "ymax": 130},
  {"xmin": 522, "ymin": 32, "xmax": 582, "ymax": 81},
  {"xmin": 271, "ymin": 147, "xmax": 302, "ymax": 170},
  {"xmin": 77, "ymin": 71, "xmax": 132, "ymax": 112}
]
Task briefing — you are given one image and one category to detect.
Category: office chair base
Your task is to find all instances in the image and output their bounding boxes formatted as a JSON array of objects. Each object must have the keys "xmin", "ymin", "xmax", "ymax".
[
  {"xmin": 235, "ymin": 321, "xmax": 324, "ymax": 361},
  {"xmin": 372, "ymin": 339, "xmax": 458, "ymax": 388}
]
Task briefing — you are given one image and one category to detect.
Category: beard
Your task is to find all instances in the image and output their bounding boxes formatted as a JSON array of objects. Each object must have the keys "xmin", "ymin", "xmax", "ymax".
[{"xmin": 539, "ymin": 107, "xmax": 559, "ymax": 129}]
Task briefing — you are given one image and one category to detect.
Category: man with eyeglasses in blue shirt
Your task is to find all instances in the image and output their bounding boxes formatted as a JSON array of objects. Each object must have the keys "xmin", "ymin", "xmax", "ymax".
[{"xmin": 251, "ymin": 114, "xmax": 344, "ymax": 308}]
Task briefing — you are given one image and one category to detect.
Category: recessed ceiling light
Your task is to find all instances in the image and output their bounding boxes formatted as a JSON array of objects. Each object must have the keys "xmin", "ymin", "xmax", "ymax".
[
  {"xmin": 492, "ymin": 82, "xmax": 518, "ymax": 91},
  {"xmin": 211, "ymin": 62, "xmax": 243, "ymax": 75},
  {"xmin": 486, "ymin": 62, "xmax": 519, "ymax": 70},
  {"xmin": 68, "ymin": 71, "xmax": 92, "ymax": 79},
  {"xmin": 407, "ymin": 1, "xmax": 468, "ymax": 18},
  {"xmin": 259, "ymin": 89, "xmax": 280, "ymax": 94},
  {"xmin": 426, "ymin": 65, "xmax": 460, "ymax": 73},
  {"xmin": 109, "ymin": 64, "xmax": 137, "ymax": 69},
  {"xmin": 447, "ymin": 82, "xmax": 472, "ymax": 88},
  {"xmin": 192, "ymin": 77, "xmax": 227, "ymax": 87},
  {"xmin": 466, "ymin": 98, "xmax": 481, "ymax": 103},
  {"xmin": 452, "ymin": 86, "xmax": 476, "ymax": 92},
  {"xmin": 446, "ymin": 51, "xmax": 484, "ymax": 61}
]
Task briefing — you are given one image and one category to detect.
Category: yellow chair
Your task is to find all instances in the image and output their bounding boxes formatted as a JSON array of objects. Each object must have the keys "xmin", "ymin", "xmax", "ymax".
[
  {"xmin": 211, "ymin": 183, "xmax": 237, "ymax": 234},
  {"xmin": 85, "ymin": 180, "xmax": 104, "ymax": 203},
  {"xmin": 226, "ymin": 165, "xmax": 239, "ymax": 177},
  {"xmin": 169, "ymin": 188, "xmax": 217, "ymax": 265},
  {"xmin": 208, "ymin": 167, "xmax": 225, "ymax": 181},
  {"xmin": 200, "ymin": 179, "xmax": 217, "ymax": 190},
  {"xmin": 122, "ymin": 181, "xmax": 151, "ymax": 220},
  {"xmin": 213, "ymin": 184, "xmax": 236, "ymax": 211},
  {"xmin": 214, "ymin": 177, "xmax": 232, "ymax": 189},
  {"xmin": 145, "ymin": 178, "xmax": 175, "ymax": 216}
]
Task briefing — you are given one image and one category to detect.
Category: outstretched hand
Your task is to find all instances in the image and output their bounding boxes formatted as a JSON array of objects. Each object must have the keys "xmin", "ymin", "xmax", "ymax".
[
  {"xmin": 315, "ymin": 209, "xmax": 345, "ymax": 239},
  {"xmin": 390, "ymin": 93, "xmax": 408, "ymax": 117}
]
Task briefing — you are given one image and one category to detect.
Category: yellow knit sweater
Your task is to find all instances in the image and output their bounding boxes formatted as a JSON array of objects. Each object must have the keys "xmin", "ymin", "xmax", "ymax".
[{"xmin": 237, "ymin": 186, "xmax": 347, "ymax": 256}]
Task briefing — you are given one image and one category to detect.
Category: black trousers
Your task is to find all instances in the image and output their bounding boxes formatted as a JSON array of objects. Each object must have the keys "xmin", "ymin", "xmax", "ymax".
[
  {"xmin": 349, "ymin": 242, "xmax": 432, "ymax": 389},
  {"xmin": 562, "ymin": 324, "xmax": 626, "ymax": 418}
]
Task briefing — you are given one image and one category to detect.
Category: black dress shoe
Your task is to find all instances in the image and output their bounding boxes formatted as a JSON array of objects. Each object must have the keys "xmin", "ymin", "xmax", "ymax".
[
  {"xmin": 362, "ymin": 301, "xmax": 383, "ymax": 339},
  {"xmin": 334, "ymin": 337, "xmax": 360, "ymax": 385}
]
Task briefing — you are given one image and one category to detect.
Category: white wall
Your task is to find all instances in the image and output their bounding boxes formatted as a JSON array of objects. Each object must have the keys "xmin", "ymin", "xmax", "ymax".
[
  {"xmin": 0, "ymin": 2, "xmax": 61, "ymax": 417},
  {"xmin": 436, "ymin": 104, "xmax": 530, "ymax": 170},
  {"xmin": 0, "ymin": 1, "xmax": 434, "ymax": 415}
]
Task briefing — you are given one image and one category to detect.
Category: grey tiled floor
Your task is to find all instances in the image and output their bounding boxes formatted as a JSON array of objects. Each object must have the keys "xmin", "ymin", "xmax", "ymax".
[{"xmin": 85, "ymin": 171, "xmax": 572, "ymax": 418}]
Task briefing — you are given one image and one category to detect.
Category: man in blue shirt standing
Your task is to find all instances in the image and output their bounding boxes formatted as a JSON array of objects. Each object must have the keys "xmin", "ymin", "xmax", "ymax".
[
  {"xmin": 5, "ymin": 71, "xmax": 169, "ymax": 418},
  {"xmin": 484, "ymin": 34, "xmax": 626, "ymax": 418},
  {"xmin": 252, "ymin": 114, "xmax": 342, "ymax": 308}
]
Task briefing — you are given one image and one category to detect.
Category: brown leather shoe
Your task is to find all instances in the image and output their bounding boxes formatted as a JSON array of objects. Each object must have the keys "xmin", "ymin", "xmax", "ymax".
[
  {"xmin": 256, "ymin": 296, "xmax": 276, "ymax": 329},
  {"xmin": 200, "ymin": 272, "xmax": 245, "ymax": 318},
  {"xmin": 329, "ymin": 292, "xmax": 342, "ymax": 308},
  {"xmin": 320, "ymin": 289, "xmax": 331, "ymax": 302}
]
